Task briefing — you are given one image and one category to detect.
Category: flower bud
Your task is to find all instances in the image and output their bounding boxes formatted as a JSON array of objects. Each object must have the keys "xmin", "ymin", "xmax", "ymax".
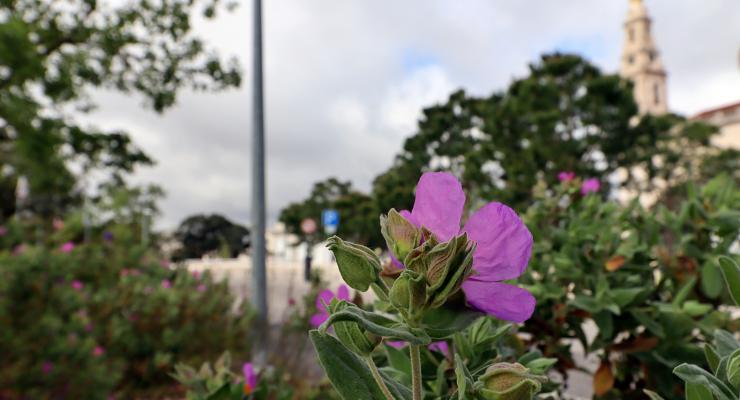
[
  {"xmin": 380, "ymin": 209, "xmax": 421, "ymax": 263},
  {"xmin": 389, "ymin": 270, "xmax": 426, "ymax": 314},
  {"xmin": 425, "ymin": 234, "xmax": 475, "ymax": 308},
  {"xmin": 326, "ymin": 236, "xmax": 381, "ymax": 292},
  {"xmin": 331, "ymin": 301, "xmax": 381, "ymax": 356},
  {"xmin": 477, "ymin": 363, "xmax": 542, "ymax": 400}
]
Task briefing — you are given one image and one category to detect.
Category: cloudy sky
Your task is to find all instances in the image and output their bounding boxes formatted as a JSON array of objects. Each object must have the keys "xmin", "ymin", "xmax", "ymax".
[{"xmin": 85, "ymin": 0, "xmax": 740, "ymax": 229}]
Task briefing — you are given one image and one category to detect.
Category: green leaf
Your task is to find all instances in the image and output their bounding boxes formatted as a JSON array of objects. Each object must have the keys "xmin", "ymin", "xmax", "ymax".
[
  {"xmin": 701, "ymin": 263, "xmax": 724, "ymax": 299},
  {"xmin": 727, "ymin": 348, "xmax": 740, "ymax": 390},
  {"xmin": 673, "ymin": 363, "xmax": 736, "ymax": 400},
  {"xmin": 643, "ymin": 389, "xmax": 665, "ymax": 400},
  {"xmin": 683, "ymin": 301, "xmax": 713, "ymax": 317},
  {"xmin": 454, "ymin": 354, "xmax": 475, "ymax": 400},
  {"xmin": 204, "ymin": 383, "xmax": 238, "ymax": 400},
  {"xmin": 672, "ymin": 276, "xmax": 697, "ymax": 307},
  {"xmin": 310, "ymin": 330, "xmax": 404, "ymax": 400},
  {"xmin": 320, "ymin": 305, "xmax": 430, "ymax": 345},
  {"xmin": 685, "ymin": 382, "xmax": 714, "ymax": 400},
  {"xmin": 610, "ymin": 287, "xmax": 647, "ymax": 308},
  {"xmin": 385, "ymin": 344, "xmax": 411, "ymax": 384},
  {"xmin": 420, "ymin": 308, "xmax": 482, "ymax": 340},
  {"xmin": 593, "ymin": 311, "xmax": 614, "ymax": 340},
  {"xmin": 630, "ymin": 310, "xmax": 665, "ymax": 338},
  {"xmin": 718, "ymin": 256, "xmax": 740, "ymax": 306},
  {"xmin": 714, "ymin": 330, "xmax": 740, "ymax": 357},
  {"xmin": 525, "ymin": 358, "xmax": 558, "ymax": 374},
  {"xmin": 704, "ymin": 344, "xmax": 721, "ymax": 374}
]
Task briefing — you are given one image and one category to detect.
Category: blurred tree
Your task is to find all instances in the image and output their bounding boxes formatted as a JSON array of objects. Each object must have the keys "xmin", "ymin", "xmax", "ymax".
[
  {"xmin": 383, "ymin": 53, "xmax": 717, "ymax": 210},
  {"xmin": 281, "ymin": 53, "xmax": 720, "ymax": 245},
  {"xmin": 173, "ymin": 214, "xmax": 249, "ymax": 261},
  {"xmin": 0, "ymin": 0, "xmax": 241, "ymax": 218},
  {"xmin": 279, "ymin": 178, "xmax": 383, "ymax": 247}
]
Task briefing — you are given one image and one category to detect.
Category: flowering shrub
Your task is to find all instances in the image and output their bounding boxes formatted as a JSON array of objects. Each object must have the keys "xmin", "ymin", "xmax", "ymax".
[
  {"xmin": 308, "ymin": 172, "xmax": 556, "ymax": 400},
  {"xmin": 0, "ymin": 224, "xmax": 253, "ymax": 398},
  {"xmin": 520, "ymin": 174, "xmax": 739, "ymax": 398}
]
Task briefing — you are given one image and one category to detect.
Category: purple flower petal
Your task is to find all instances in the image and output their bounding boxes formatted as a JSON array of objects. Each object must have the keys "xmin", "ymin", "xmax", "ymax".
[
  {"xmin": 242, "ymin": 362, "xmax": 257, "ymax": 389},
  {"xmin": 337, "ymin": 284, "xmax": 350, "ymax": 301},
  {"xmin": 462, "ymin": 202, "xmax": 532, "ymax": 281},
  {"xmin": 386, "ymin": 341, "xmax": 406, "ymax": 349},
  {"xmin": 461, "ymin": 281, "xmax": 535, "ymax": 323},
  {"xmin": 581, "ymin": 178, "xmax": 601, "ymax": 195},
  {"xmin": 428, "ymin": 341, "xmax": 449, "ymax": 355},
  {"xmin": 316, "ymin": 289, "xmax": 335, "ymax": 310},
  {"xmin": 411, "ymin": 172, "xmax": 465, "ymax": 242},
  {"xmin": 310, "ymin": 312, "xmax": 328, "ymax": 328},
  {"xmin": 399, "ymin": 209, "xmax": 419, "ymax": 227}
]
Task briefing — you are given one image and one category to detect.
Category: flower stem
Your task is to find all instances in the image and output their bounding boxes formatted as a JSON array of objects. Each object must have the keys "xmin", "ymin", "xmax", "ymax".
[
  {"xmin": 365, "ymin": 355, "xmax": 395, "ymax": 400},
  {"xmin": 410, "ymin": 344, "xmax": 423, "ymax": 400}
]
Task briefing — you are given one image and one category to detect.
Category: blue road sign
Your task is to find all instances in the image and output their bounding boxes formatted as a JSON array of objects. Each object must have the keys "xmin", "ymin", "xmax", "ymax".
[{"xmin": 322, "ymin": 209, "xmax": 340, "ymax": 234}]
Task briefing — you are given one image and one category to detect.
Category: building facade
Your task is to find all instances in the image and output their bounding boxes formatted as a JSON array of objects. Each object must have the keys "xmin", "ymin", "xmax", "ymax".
[{"xmin": 620, "ymin": 0, "xmax": 668, "ymax": 115}]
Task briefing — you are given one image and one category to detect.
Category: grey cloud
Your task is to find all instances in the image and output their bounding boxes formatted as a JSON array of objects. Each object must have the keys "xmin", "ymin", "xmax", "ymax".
[{"xmin": 83, "ymin": 0, "xmax": 739, "ymax": 229}]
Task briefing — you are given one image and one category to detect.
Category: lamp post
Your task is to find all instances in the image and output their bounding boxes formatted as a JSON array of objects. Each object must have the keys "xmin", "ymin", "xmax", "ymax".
[{"xmin": 251, "ymin": 0, "xmax": 268, "ymax": 328}]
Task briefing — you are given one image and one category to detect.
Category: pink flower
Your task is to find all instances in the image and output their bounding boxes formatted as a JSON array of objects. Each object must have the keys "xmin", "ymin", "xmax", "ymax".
[
  {"xmin": 71, "ymin": 280, "xmax": 84, "ymax": 291},
  {"xmin": 85, "ymin": 323, "xmax": 94, "ymax": 333},
  {"xmin": 13, "ymin": 244, "xmax": 26, "ymax": 255},
  {"xmin": 580, "ymin": 178, "xmax": 601, "ymax": 195},
  {"xmin": 558, "ymin": 171, "xmax": 576, "ymax": 182},
  {"xmin": 52, "ymin": 218, "xmax": 65, "ymax": 231},
  {"xmin": 160, "ymin": 259, "xmax": 170, "ymax": 269},
  {"xmin": 196, "ymin": 284, "xmax": 206, "ymax": 293},
  {"xmin": 386, "ymin": 340, "xmax": 449, "ymax": 356},
  {"xmin": 288, "ymin": 298, "xmax": 296, "ymax": 306},
  {"xmin": 93, "ymin": 346, "xmax": 105, "ymax": 357},
  {"xmin": 394, "ymin": 172, "xmax": 535, "ymax": 323},
  {"xmin": 60, "ymin": 242, "xmax": 75, "ymax": 253},
  {"xmin": 310, "ymin": 285, "xmax": 350, "ymax": 328},
  {"xmin": 242, "ymin": 362, "xmax": 258, "ymax": 394},
  {"xmin": 42, "ymin": 361, "xmax": 54, "ymax": 375},
  {"xmin": 0, "ymin": 226, "xmax": 7, "ymax": 236},
  {"xmin": 191, "ymin": 270, "xmax": 201, "ymax": 279},
  {"xmin": 161, "ymin": 279, "xmax": 172, "ymax": 289}
]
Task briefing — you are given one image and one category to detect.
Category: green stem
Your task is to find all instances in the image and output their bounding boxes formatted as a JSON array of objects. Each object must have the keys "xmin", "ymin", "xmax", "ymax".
[
  {"xmin": 410, "ymin": 344, "xmax": 423, "ymax": 400},
  {"xmin": 366, "ymin": 355, "xmax": 395, "ymax": 400}
]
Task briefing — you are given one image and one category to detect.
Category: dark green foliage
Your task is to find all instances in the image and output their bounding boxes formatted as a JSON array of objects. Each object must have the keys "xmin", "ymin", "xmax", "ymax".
[
  {"xmin": 0, "ymin": 225, "xmax": 253, "ymax": 398},
  {"xmin": 521, "ymin": 175, "xmax": 739, "ymax": 399},
  {"xmin": 279, "ymin": 178, "xmax": 383, "ymax": 247},
  {"xmin": 172, "ymin": 214, "xmax": 250, "ymax": 260},
  {"xmin": 0, "ymin": 0, "xmax": 241, "ymax": 218}
]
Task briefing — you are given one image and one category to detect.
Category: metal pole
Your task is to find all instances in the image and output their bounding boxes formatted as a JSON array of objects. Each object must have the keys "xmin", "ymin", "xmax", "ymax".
[{"xmin": 251, "ymin": 0, "xmax": 268, "ymax": 326}]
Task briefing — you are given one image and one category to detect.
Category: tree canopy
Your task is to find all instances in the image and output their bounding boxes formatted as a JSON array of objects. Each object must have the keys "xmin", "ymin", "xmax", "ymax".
[
  {"xmin": 281, "ymin": 53, "xmax": 719, "ymax": 246},
  {"xmin": 172, "ymin": 213, "xmax": 249, "ymax": 261},
  {"xmin": 0, "ymin": 0, "xmax": 241, "ymax": 219}
]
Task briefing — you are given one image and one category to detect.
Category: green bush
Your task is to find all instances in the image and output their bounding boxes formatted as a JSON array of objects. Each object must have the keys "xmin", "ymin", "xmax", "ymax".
[
  {"xmin": 521, "ymin": 175, "xmax": 739, "ymax": 399},
  {"xmin": 0, "ymin": 226, "xmax": 254, "ymax": 399}
]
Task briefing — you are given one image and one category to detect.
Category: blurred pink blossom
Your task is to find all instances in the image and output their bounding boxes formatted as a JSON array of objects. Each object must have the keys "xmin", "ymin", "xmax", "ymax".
[
  {"xmin": 196, "ymin": 284, "xmax": 206, "ymax": 293},
  {"xmin": 191, "ymin": 270, "xmax": 201, "ymax": 279},
  {"xmin": 52, "ymin": 218, "xmax": 65, "ymax": 231},
  {"xmin": 13, "ymin": 244, "xmax": 26, "ymax": 255},
  {"xmin": 71, "ymin": 280, "xmax": 84, "ymax": 291},
  {"xmin": 0, "ymin": 226, "xmax": 7, "ymax": 236},
  {"xmin": 60, "ymin": 242, "xmax": 75, "ymax": 253},
  {"xmin": 558, "ymin": 171, "xmax": 576, "ymax": 182},
  {"xmin": 581, "ymin": 178, "xmax": 601, "ymax": 195},
  {"xmin": 42, "ymin": 361, "xmax": 54, "ymax": 375},
  {"xmin": 93, "ymin": 346, "xmax": 105, "ymax": 357},
  {"xmin": 161, "ymin": 279, "xmax": 172, "ymax": 289}
]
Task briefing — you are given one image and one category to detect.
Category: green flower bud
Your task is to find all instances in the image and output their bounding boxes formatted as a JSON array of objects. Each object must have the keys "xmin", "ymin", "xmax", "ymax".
[
  {"xmin": 326, "ymin": 236, "xmax": 381, "ymax": 292},
  {"xmin": 425, "ymin": 234, "xmax": 475, "ymax": 308},
  {"xmin": 331, "ymin": 301, "xmax": 381, "ymax": 356},
  {"xmin": 389, "ymin": 270, "xmax": 426, "ymax": 314},
  {"xmin": 380, "ymin": 209, "xmax": 421, "ymax": 263},
  {"xmin": 477, "ymin": 363, "xmax": 542, "ymax": 400}
]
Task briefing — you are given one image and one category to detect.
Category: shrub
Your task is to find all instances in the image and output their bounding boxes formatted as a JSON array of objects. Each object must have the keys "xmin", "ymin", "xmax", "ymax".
[{"xmin": 0, "ymin": 227, "xmax": 254, "ymax": 398}]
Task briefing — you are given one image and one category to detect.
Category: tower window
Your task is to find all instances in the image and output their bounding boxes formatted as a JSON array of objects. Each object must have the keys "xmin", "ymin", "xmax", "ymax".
[
  {"xmin": 653, "ymin": 83, "xmax": 660, "ymax": 105},
  {"xmin": 629, "ymin": 28, "xmax": 635, "ymax": 42},
  {"xmin": 628, "ymin": 55, "xmax": 634, "ymax": 64}
]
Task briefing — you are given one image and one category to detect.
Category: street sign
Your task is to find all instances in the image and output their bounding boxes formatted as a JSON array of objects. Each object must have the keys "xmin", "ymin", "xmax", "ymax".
[
  {"xmin": 321, "ymin": 209, "xmax": 339, "ymax": 235},
  {"xmin": 300, "ymin": 218, "xmax": 317, "ymax": 234}
]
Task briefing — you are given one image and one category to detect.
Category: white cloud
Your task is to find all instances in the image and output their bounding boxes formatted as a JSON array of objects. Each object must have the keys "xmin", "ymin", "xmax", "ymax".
[{"xmin": 82, "ymin": 0, "xmax": 740, "ymax": 229}]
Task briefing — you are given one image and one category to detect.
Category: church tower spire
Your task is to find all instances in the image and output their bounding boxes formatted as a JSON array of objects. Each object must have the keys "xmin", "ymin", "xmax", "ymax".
[{"xmin": 620, "ymin": 0, "xmax": 668, "ymax": 115}]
